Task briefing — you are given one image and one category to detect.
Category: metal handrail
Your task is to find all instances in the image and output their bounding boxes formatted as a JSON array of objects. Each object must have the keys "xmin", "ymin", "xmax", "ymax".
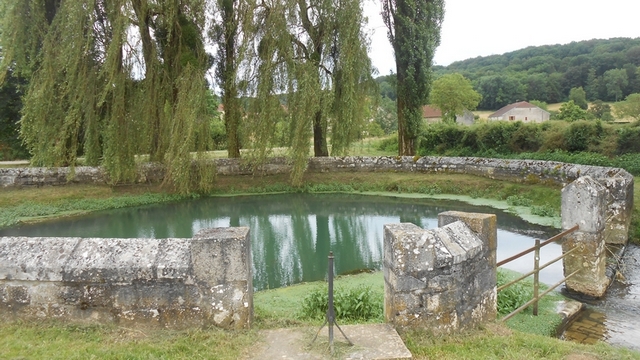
[
  {"xmin": 498, "ymin": 224, "xmax": 580, "ymax": 321},
  {"xmin": 501, "ymin": 269, "xmax": 580, "ymax": 322},
  {"xmin": 497, "ymin": 246, "xmax": 579, "ymax": 292},
  {"xmin": 496, "ymin": 224, "xmax": 579, "ymax": 267}
]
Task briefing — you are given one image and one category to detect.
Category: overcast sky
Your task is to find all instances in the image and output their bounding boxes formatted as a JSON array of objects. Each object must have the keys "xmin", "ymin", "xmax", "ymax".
[{"xmin": 364, "ymin": 0, "xmax": 640, "ymax": 75}]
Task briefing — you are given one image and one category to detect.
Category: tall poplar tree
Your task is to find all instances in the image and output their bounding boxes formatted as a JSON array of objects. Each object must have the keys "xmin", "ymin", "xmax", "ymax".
[{"xmin": 382, "ymin": 0, "xmax": 444, "ymax": 155}]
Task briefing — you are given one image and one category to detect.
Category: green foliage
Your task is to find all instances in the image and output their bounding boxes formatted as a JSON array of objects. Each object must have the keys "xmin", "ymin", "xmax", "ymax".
[
  {"xmin": 1, "ymin": 0, "xmax": 213, "ymax": 193},
  {"xmin": 617, "ymin": 126, "xmax": 640, "ymax": 154},
  {"xmin": 300, "ymin": 285, "xmax": 383, "ymax": 322},
  {"xmin": 556, "ymin": 101, "xmax": 588, "ymax": 122},
  {"xmin": 433, "ymin": 38, "xmax": 640, "ymax": 108},
  {"xmin": 0, "ymin": 71, "xmax": 28, "ymax": 160},
  {"xmin": 529, "ymin": 100, "xmax": 548, "ymax": 111},
  {"xmin": 475, "ymin": 121, "xmax": 520, "ymax": 154},
  {"xmin": 506, "ymin": 195, "xmax": 533, "ymax": 207},
  {"xmin": 531, "ymin": 204, "xmax": 559, "ymax": 217},
  {"xmin": 430, "ymin": 73, "xmax": 481, "ymax": 123},
  {"xmin": 568, "ymin": 87, "xmax": 588, "ymax": 110},
  {"xmin": 382, "ymin": 0, "xmax": 444, "ymax": 155},
  {"xmin": 0, "ymin": 192, "xmax": 186, "ymax": 228},
  {"xmin": 373, "ymin": 96, "xmax": 398, "ymax": 134},
  {"xmin": 497, "ymin": 270, "xmax": 532, "ymax": 316},
  {"xmin": 615, "ymin": 93, "xmax": 640, "ymax": 122},
  {"xmin": 588, "ymin": 100, "xmax": 614, "ymax": 121},
  {"xmin": 564, "ymin": 120, "xmax": 600, "ymax": 152},
  {"xmin": 375, "ymin": 135, "xmax": 399, "ymax": 153}
]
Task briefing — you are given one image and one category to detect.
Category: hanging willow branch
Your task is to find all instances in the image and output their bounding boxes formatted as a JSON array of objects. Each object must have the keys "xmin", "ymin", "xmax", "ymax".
[{"xmin": 1, "ymin": 0, "xmax": 213, "ymax": 193}]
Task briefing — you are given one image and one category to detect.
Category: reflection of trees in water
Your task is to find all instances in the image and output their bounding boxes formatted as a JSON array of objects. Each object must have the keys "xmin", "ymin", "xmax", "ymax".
[{"xmin": 0, "ymin": 193, "xmax": 555, "ymax": 290}]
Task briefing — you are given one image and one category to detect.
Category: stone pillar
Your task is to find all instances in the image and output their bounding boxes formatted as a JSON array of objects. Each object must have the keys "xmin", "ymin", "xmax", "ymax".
[
  {"xmin": 192, "ymin": 227, "xmax": 253, "ymax": 329},
  {"xmin": 438, "ymin": 211, "xmax": 497, "ymax": 268},
  {"xmin": 384, "ymin": 211, "xmax": 497, "ymax": 333},
  {"xmin": 601, "ymin": 176, "xmax": 634, "ymax": 245},
  {"xmin": 561, "ymin": 176, "xmax": 610, "ymax": 297}
]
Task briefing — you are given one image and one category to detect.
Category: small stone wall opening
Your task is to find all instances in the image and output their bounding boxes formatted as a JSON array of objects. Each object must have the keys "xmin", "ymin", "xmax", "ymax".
[{"xmin": 383, "ymin": 211, "xmax": 497, "ymax": 333}]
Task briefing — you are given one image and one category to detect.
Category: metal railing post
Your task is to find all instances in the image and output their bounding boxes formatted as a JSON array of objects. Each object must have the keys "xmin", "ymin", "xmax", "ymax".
[
  {"xmin": 328, "ymin": 252, "xmax": 335, "ymax": 354},
  {"xmin": 311, "ymin": 251, "xmax": 353, "ymax": 353},
  {"xmin": 533, "ymin": 239, "xmax": 540, "ymax": 316}
]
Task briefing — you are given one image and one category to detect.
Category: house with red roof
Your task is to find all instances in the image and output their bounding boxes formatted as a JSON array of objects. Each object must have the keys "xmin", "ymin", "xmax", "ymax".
[{"xmin": 488, "ymin": 101, "xmax": 550, "ymax": 123}]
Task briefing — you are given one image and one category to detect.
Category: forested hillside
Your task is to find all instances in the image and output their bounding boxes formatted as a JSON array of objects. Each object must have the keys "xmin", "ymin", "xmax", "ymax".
[{"xmin": 434, "ymin": 37, "xmax": 640, "ymax": 110}]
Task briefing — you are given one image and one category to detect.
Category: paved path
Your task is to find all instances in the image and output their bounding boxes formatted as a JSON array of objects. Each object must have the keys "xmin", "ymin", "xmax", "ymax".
[
  {"xmin": 248, "ymin": 324, "xmax": 412, "ymax": 360},
  {"xmin": 0, "ymin": 160, "xmax": 29, "ymax": 166}
]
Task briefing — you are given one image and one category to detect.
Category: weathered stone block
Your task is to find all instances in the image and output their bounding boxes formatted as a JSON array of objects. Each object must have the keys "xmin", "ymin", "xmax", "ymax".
[
  {"xmin": 601, "ymin": 176, "xmax": 634, "ymax": 244},
  {"xmin": 562, "ymin": 231, "xmax": 609, "ymax": 298},
  {"xmin": 384, "ymin": 213, "xmax": 496, "ymax": 333},
  {"xmin": 562, "ymin": 176, "xmax": 607, "ymax": 233},
  {"xmin": 0, "ymin": 228, "xmax": 253, "ymax": 329},
  {"xmin": 438, "ymin": 211, "xmax": 497, "ymax": 267}
]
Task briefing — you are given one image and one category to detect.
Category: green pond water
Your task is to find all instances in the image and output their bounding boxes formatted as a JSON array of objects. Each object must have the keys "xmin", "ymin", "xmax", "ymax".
[{"xmin": 0, "ymin": 193, "xmax": 560, "ymax": 290}]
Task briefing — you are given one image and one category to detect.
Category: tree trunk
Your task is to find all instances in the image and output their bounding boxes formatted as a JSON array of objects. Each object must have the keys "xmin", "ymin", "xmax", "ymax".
[
  {"xmin": 313, "ymin": 109, "xmax": 328, "ymax": 157},
  {"xmin": 396, "ymin": 94, "xmax": 415, "ymax": 156}
]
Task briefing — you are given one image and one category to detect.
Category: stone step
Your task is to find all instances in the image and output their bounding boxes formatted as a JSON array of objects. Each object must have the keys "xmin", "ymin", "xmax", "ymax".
[{"xmin": 249, "ymin": 324, "xmax": 412, "ymax": 360}]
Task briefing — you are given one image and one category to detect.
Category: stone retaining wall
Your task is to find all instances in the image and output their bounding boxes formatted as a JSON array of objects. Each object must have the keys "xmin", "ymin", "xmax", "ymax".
[
  {"xmin": 384, "ymin": 211, "xmax": 497, "ymax": 333},
  {"xmin": 0, "ymin": 156, "xmax": 633, "ymax": 244},
  {"xmin": 0, "ymin": 227, "xmax": 253, "ymax": 329}
]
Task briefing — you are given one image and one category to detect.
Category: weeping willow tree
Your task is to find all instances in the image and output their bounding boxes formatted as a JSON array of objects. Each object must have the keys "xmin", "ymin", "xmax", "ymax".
[
  {"xmin": 245, "ymin": 0, "xmax": 375, "ymax": 184},
  {"xmin": 0, "ymin": 0, "xmax": 214, "ymax": 193},
  {"xmin": 383, "ymin": 0, "xmax": 444, "ymax": 155}
]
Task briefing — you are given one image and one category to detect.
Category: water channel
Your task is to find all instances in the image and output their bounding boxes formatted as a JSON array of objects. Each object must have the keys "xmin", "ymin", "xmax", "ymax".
[{"xmin": 1, "ymin": 193, "xmax": 637, "ymax": 350}]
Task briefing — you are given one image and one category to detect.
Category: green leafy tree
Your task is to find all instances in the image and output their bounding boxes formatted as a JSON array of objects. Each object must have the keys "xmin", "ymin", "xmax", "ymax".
[
  {"xmin": 588, "ymin": 100, "xmax": 614, "ymax": 121},
  {"xmin": 556, "ymin": 100, "xmax": 588, "ymax": 122},
  {"xmin": 615, "ymin": 93, "xmax": 640, "ymax": 122},
  {"xmin": 474, "ymin": 75, "xmax": 526, "ymax": 110},
  {"xmin": 376, "ymin": 74, "xmax": 397, "ymax": 101},
  {"xmin": 569, "ymin": 86, "xmax": 588, "ymax": 110},
  {"xmin": 429, "ymin": 73, "xmax": 481, "ymax": 123},
  {"xmin": 374, "ymin": 96, "xmax": 398, "ymax": 134},
  {"xmin": 382, "ymin": 0, "xmax": 444, "ymax": 155},
  {"xmin": 529, "ymin": 100, "xmax": 548, "ymax": 111},
  {"xmin": 603, "ymin": 68, "xmax": 629, "ymax": 101}
]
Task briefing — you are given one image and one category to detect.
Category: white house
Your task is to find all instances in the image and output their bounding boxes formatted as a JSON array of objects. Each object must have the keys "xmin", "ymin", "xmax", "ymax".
[{"xmin": 488, "ymin": 101, "xmax": 550, "ymax": 123}]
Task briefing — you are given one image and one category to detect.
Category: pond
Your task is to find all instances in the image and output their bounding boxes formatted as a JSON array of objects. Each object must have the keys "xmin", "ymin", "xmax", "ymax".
[{"xmin": 0, "ymin": 193, "xmax": 560, "ymax": 291}]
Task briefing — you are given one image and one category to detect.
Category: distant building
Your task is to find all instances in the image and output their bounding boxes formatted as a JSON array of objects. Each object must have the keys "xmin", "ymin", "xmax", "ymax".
[
  {"xmin": 488, "ymin": 101, "xmax": 550, "ymax": 123},
  {"xmin": 422, "ymin": 105, "xmax": 475, "ymax": 125}
]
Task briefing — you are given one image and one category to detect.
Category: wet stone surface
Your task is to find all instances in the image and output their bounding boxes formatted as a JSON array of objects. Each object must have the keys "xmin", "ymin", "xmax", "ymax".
[{"xmin": 561, "ymin": 244, "xmax": 640, "ymax": 351}]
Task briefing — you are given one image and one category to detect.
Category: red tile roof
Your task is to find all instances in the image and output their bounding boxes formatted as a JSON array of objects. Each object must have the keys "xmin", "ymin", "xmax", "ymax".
[{"xmin": 422, "ymin": 105, "xmax": 442, "ymax": 118}]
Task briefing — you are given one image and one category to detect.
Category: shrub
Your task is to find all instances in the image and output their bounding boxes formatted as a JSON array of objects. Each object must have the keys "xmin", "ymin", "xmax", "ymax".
[
  {"xmin": 508, "ymin": 122, "xmax": 542, "ymax": 153},
  {"xmin": 419, "ymin": 123, "xmax": 469, "ymax": 155},
  {"xmin": 497, "ymin": 270, "xmax": 533, "ymax": 315},
  {"xmin": 506, "ymin": 195, "xmax": 533, "ymax": 207},
  {"xmin": 376, "ymin": 135, "xmax": 398, "ymax": 153},
  {"xmin": 300, "ymin": 285, "xmax": 382, "ymax": 322},
  {"xmin": 564, "ymin": 120, "xmax": 599, "ymax": 152},
  {"xmin": 616, "ymin": 126, "xmax": 640, "ymax": 155},
  {"xmin": 475, "ymin": 121, "xmax": 519, "ymax": 154}
]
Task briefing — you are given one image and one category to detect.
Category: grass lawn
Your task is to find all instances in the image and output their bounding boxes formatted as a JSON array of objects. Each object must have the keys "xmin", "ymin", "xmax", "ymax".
[{"xmin": 2, "ymin": 272, "xmax": 639, "ymax": 359}]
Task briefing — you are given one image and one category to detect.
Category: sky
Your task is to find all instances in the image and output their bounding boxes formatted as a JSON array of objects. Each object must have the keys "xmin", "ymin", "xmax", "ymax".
[{"xmin": 364, "ymin": 0, "xmax": 640, "ymax": 75}]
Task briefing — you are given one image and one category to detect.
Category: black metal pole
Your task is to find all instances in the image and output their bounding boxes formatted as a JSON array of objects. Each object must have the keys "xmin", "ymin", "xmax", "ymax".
[
  {"xmin": 310, "ymin": 251, "xmax": 353, "ymax": 353},
  {"xmin": 328, "ymin": 251, "xmax": 335, "ymax": 354}
]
